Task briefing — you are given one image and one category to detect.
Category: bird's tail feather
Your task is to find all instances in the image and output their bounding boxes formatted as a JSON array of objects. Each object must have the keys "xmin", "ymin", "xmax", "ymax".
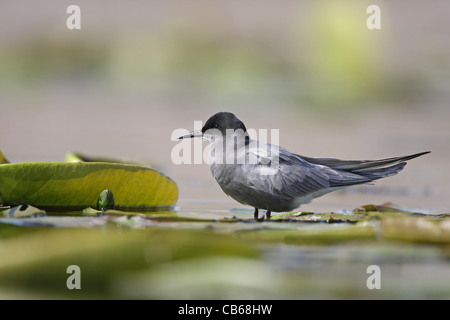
[
  {"xmin": 302, "ymin": 151, "xmax": 430, "ymax": 172},
  {"xmin": 356, "ymin": 162, "xmax": 407, "ymax": 180}
]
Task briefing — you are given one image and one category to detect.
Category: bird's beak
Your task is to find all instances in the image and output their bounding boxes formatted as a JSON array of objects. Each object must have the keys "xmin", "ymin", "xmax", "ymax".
[{"xmin": 178, "ymin": 130, "xmax": 202, "ymax": 140}]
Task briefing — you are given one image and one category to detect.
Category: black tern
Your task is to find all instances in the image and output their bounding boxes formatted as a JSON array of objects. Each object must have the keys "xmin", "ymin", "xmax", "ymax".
[{"xmin": 179, "ymin": 112, "xmax": 429, "ymax": 220}]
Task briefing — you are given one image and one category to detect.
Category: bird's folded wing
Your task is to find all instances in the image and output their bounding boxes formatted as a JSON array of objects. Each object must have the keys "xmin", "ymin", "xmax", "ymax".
[{"xmin": 247, "ymin": 146, "xmax": 371, "ymax": 200}]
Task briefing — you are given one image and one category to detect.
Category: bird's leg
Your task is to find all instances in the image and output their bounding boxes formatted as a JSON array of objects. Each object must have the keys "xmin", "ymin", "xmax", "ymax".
[
  {"xmin": 266, "ymin": 210, "xmax": 271, "ymax": 220},
  {"xmin": 254, "ymin": 208, "xmax": 259, "ymax": 220}
]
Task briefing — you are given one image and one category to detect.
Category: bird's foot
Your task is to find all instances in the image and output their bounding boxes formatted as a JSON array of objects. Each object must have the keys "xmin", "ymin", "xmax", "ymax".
[
  {"xmin": 254, "ymin": 208, "xmax": 271, "ymax": 222},
  {"xmin": 254, "ymin": 208, "xmax": 265, "ymax": 222}
]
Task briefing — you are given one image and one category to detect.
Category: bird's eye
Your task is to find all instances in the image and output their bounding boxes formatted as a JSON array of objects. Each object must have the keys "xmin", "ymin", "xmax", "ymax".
[{"xmin": 214, "ymin": 124, "xmax": 219, "ymax": 128}]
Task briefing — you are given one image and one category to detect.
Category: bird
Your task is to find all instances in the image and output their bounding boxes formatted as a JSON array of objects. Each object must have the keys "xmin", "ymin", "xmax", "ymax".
[{"xmin": 179, "ymin": 112, "xmax": 430, "ymax": 220}]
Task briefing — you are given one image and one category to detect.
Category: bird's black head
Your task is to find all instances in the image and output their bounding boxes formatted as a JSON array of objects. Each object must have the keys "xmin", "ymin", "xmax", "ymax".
[
  {"xmin": 178, "ymin": 112, "xmax": 248, "ymax": 141},
  {"xmin": 201, "ymin": 112, "xmax": 247, "ymax": 136}
]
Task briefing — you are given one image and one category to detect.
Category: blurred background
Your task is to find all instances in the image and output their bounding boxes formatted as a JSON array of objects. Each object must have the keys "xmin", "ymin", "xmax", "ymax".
[{"xmin": 1, "ymin": 0, "xmax": 449, "ymax": 214}]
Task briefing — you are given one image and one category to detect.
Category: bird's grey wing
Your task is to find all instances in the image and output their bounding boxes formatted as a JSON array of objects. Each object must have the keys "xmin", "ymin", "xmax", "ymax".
[
  {"xmin": 247, "ymin": 146, "xmax": 371, "ymax": 201},
  {"xmin": 299, "ymin": 151, "xmax": 430, "ymax": 172}
]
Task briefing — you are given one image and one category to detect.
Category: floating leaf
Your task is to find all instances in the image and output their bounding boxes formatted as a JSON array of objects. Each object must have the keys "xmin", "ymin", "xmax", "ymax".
[
  {"xmin": 82, "ymin": 207, "xmax": 102, "ymax": 216},
  {"xmin": 355, "ymin": 202, "xmax": 413, "ymax": 213},
  {"xmin": 381, "ymin": 216, "xmax": 450, "ymax": 244},
  {"xmin": 0, "ymin": 162, "xmax": 178, "ymax": 209},
  {"xmin": 271, "ymin": 211, "xmax": 365, "ymax": 223},
  {"xmin": 235, "ymin": 224, "xmax": 377, "ymax": 245}
]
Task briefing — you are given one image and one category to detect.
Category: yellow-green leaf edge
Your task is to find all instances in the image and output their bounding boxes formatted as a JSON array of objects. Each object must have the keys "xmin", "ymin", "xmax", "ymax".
[{"xmin": 0, "ymin": 162, "xmax": 178, "ymax": 208}]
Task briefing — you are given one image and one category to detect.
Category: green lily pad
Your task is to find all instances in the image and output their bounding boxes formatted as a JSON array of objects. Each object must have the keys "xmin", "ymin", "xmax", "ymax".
[{"xmin": 0, "ymin": 162, "xmax": 178, "ymax": 209}]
